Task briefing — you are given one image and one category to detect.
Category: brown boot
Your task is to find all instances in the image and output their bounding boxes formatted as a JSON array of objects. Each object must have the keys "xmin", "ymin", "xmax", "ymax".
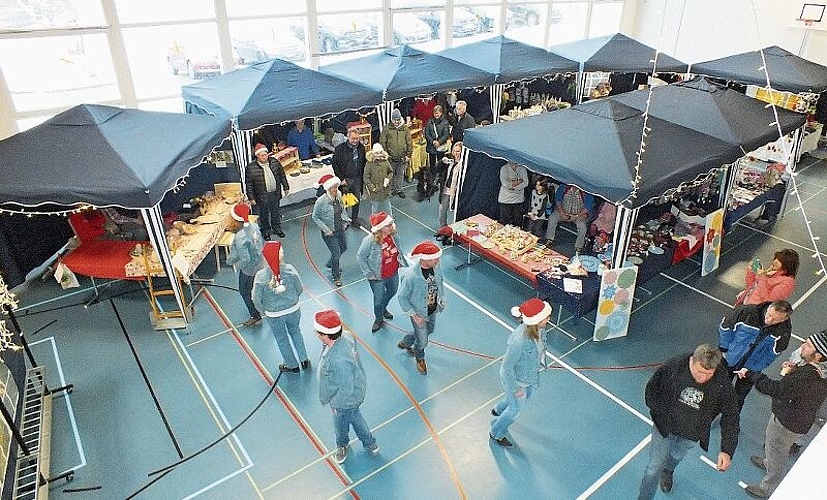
[{"xmin": 416, "ymin": 358, "xmax": 427, "ymax": 375}]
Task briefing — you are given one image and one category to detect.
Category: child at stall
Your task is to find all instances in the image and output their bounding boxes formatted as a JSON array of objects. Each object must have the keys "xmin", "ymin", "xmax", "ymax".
[{"xmin": 526, "ymin": 179, "xmax": 550, "ymax": 237}]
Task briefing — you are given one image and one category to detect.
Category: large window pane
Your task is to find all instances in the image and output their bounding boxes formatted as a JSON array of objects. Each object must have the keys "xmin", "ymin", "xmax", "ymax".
[
  {"xmin": 0, "ymin": 0, "xmax": 104, "ymax": 30},
  {"xmin": 229, "ymin": 18, "xmax": 309, "ymax": 67},
  {"xmin": 504, "ymin": 3, "xmax": 546, "ymax": 47},
  {"xmin": 456, "ymin": 0, "xmax": 499, "ymax": 4},
  {"xmin": 115, "ymin": 0, "xmax": 214, "ymax": 24},
  {"xmin": 391, "ymin": 0, "xmax": 444, "ymax": 8},
  {"xmin": 317, "ymin": 0, "xmax": 381, "ymax": 11},
  {"xmin": 138, "ymin": 97, "xmax": 184, "ymax": 113},
  {"xmin": 589, "ymin": 1, "xmax": 623, "ymax": 38},
  {"xmin": 392, "ymin": 11, "xmax": 445, "ymax": 51},
  {"xmin": 316, "ymin": 13, "xmax": 380, "ymax": 55},
  {"xmin": 452, "ymin": 5, "xmax": 500, "ymax": 47},
  {"xmin": 122, "ymin": 23, "xmax": 221, "ymax": 99},
  {"xmin": 549, "ymin": 2, "xmax": 588, "ymax": 45},
  {"xmin": 319, "ymin": 47, "xmax": 383, "ymax": 66},
  {"xmin": 0, "ymin": 34, "xmax": 119, "ymax": 112},
  {"xmin": 225, "ymin": 0, "xmax": 304, "ymax": 17}
]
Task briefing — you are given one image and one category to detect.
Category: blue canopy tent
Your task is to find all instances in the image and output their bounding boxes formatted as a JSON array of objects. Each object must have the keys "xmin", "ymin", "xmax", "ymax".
[
  {"xmin": 691, "ymin": 45, "xmax": 827, "ymax": 94},
  {"xmin": 438, "ymin": 36, "xmax": 579, "ymax": 123},
  {"xmin": 550, "ymin": 33, "xmax": 688, "ymax": 102},
  {"xmin": 320, "ymin": 44, "xmax": 495, "ymax": 130},
  {"xmin": 183, "ymin": 58, "xmax": 384, "ymax": 178},
  {"xmin": 0, "ymin": 104, "xmax": 232, "ymax": 326}
]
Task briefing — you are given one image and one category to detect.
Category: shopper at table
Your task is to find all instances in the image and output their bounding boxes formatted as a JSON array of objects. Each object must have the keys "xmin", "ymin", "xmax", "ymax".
[
  {"xmin": 544, "ymin": 183, "xmax": 594, "ymax": 252},
  {"xmin": 245, "ymin": 143, "xmax": 290, "ymax": 240},
  {"xmin": 252, "ymin": 241, "xmax": 309, "ymax": 374},
  {"xmin": 638, "ymin": 344, "xmax": 739, "ymax": 500},
  {"xmin": 363, "ymin": 143, "xmax": 394, "ymax": 216},
  {"xmin": 357, "ymin": 212, "xmax": 406, "ymax": 333},
  {"xmin": 226, "ymin": 203, "xmax": 265, "ymax": 328},
  {"xmin": 526, "ymin": 179, "xmax": 550, "ymax": 237},
  {"xmin": 379, "ymin": 109, "xmax": 413, "ymax": 200},
  {"xmin": 498, "ymin": 162, "xmax": 529, "ymax": 227},
  {"xmin": 437, "ymin": 142, "xmax": 463, "ymax": 232},
  {"xmin": 287, "ymin": 119, "xmax": 320, "ymax": 160},
  {"xmin": 312, "ymin": 174, "xmax": 350, "ymax": 287},
  {"xmin": 397, "ymin": 241, "xmax": 445, "ymax": 375},
  {"xmin": 736, "ymin": 248, "xmax": 799, "ymax": 306},
  {"xmin": 735, "ymin": 332, "xmax": 827, "ymax": 498},
  {"xmin": 315, "ymin": 309, "xmax": 379, "ymax": 464},
  {"xmin": 718, "ymin": 300, "xmax": 793, "ymax": 412},
  {"xmin": 332, "ymin": 128, "xmax": 366, "ymax": 227},
  {"xmin": 450, "ymin": 100, "xmax": 476, "ymax": 143},
  {"xmin": 422, "ymin": 104, "xmax": 451, "ymax": 202},
  {"xmin": 489, "ymin": 298, "xmax": 552, "ymax": 447}
]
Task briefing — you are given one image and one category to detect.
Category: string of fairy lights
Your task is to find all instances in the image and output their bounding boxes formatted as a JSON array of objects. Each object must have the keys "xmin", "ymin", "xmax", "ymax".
[{"xmin": 0, "ymin": 273, "xmax": 22, "ymax": 353}]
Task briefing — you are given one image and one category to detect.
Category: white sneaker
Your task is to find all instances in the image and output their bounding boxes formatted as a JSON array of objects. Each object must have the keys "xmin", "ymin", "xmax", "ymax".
[
  {"xmin": 333, "ymin": 446, "xmax": 348, "ymax": 464},
  {"xmin": 366, "ymin": 442, "xmax": 379, "ymax": 454}
]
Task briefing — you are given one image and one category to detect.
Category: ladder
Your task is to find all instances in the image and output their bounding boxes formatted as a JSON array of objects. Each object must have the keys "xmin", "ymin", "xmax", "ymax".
[
  {"xmin": 143, "ymin": 244, "xmax": 191, "ymax": 330},
  {"xmin": 12, "ymin": 367, "xmax": 52, "ymax": 500}
]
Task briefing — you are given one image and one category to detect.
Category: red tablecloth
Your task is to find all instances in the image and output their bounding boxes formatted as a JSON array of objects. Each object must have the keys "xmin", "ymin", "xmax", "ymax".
[{"xmin": 62, "ymin": 212, "xmax": 144, "ymax": 280}]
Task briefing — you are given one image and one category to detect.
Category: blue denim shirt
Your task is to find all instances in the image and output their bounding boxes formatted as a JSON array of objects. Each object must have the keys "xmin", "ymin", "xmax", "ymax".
[
  {"xmin": 500, "ymin": 324, "xmax": 546, "ymax": 393},
  {"xmin": 319, "ymin": 333, "xmax": 367, "ymax": 410},
  {"xmin": 398, "ymin": 263, "xmax": 445, "ymax": 318},
  {"xmin": 312, "ymin": 192, "xmax": 351, "ymax": 234},
  {"xmin": 356, "ymin": 233, "xmax": 406, "ymax": 280},
  {"xmin": 226, "ymin": 223, "xmax": 265, "ymax": 276},
  {"xmin": 251, "ymin": 264, "xmax": 303, "ymax": 316}
]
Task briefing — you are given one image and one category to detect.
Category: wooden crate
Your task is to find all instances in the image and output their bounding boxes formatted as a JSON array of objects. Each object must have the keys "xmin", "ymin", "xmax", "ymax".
[{"xmin": 273, "ymin": 146, "xmax": 300, "ymax": 175}]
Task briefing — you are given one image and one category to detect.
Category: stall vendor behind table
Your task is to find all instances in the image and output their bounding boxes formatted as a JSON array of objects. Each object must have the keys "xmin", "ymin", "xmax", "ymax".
[
  {"xmin": 545, "ymin": 184, "xmax": 594, "ymax": 252},
  {"xmin": 287, "ymin": 119, "xmax": 320, "ymax": 160},
  {"xmin": 101, "ymin": 207, "xmax": 149, "ymax": 241}
]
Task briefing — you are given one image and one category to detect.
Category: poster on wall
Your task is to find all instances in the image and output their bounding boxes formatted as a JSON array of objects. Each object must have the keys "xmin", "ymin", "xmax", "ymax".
[
  {"xmin": 701, "ymin": 209, "xmax": 724, "ymax": 276},
  {"xmin": 593, "ymin": 266, "xmax": 638, "ymax": 341}
]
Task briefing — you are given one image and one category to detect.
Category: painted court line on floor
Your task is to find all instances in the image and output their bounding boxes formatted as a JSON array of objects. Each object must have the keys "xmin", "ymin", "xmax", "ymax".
[
  {"xmin": 185, "ymin": 327, "xmax": 233, "ymax": 347},
  {"xmin": 576, "ymin": 434, "xmax": 651, "ymax": 500},
  {"xmin": 183, "ymin": 463, "xmax": 255, "ymax": 500},
  {"xmin": 658, "ymin": 273, "xmax": 735, "ymax": 309},
  {"xmin": 735, "ymin": 222, "xmax": 827, "ymax": 259}
]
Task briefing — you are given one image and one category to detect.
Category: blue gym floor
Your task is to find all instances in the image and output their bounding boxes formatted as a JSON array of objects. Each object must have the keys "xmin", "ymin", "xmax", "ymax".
[{"xmin": 12, "ymin": 154, "xmax": 827, "ymax": 499}]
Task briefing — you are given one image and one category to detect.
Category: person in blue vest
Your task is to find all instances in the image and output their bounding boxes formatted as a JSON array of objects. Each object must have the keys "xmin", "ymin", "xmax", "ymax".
[
  {"xmin": 225, "ymin": 203, "xmax": 265, "ymax": 327},
  {"xmin": 287, "ymin": 119, "xmax": 320, "ymax": 160}
]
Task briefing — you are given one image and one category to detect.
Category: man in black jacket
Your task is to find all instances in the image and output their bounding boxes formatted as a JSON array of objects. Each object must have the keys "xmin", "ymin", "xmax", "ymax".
[
  {"xmin": 450, "ymin": 100, "xmax": 475, "ymax": 143},
  {"xmin": 736, "ymin": 332, "xmax": 827, "ymax": 498},
  {"xmin": 638, "ymin": 344, "xmax": 739, "ymax": 500},
  {"xmin": 332, "ymin": 129, "xmax": 366, "ymax": 227},
  {"xmin": 245, "ymin": 143, "xmax": 289, "ymax": 239}
]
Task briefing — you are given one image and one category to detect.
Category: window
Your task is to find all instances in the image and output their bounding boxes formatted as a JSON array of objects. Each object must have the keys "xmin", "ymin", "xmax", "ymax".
[
  {"xmin": 114, "ymin": 0, "xmax": 214, "ymax": 24},
  {"xmin": 391, "ymin": 0, "xmax": 444, "ymax": 8},
  {"xmin": 392, "ymin": 12, "xmax": 438, "ymax": 47},
  {"xmin": 0, "ymin": 0, "xmax": 104, "ymax": 30},
  {"xmin": 316, "ymin": 12, "xmax": 381, "ymax": 55},
  {"xmin": 589, "ymin": 1, "xmax": 623, "ymax": 37},
  {"xmin": 16, "ymin": 115, "xmax": 53, "ymax": 132},
  {"xmin": 225, "ymin": 0, "xmax": 304, "ymax": 17},
  {"xmin": 317, "ymin": 0, "xmax": 381, "ymax": 11},
  {"xmin": 0, "ymin": 34, "xmax": 119, "ymax": 112},
  {"xmin": 452, "ymin": 5, "xmax": 500, "ymax": 47},
  {"xmin": 549, "ymin": 2, "xmax": 589, "ymax": 45},
  {"xmin": 229, "ymin": 18, "xmax": 309, "ymax": 68},
  {"xmin": 504, "ymin": 3, "xmax": 547, "ymax": 47}
]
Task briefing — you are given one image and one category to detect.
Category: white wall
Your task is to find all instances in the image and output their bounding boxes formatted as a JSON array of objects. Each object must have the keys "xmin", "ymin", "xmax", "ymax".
[{"xmin": 630, "ymin": 0, "xmax": 827, "ymax": 65}]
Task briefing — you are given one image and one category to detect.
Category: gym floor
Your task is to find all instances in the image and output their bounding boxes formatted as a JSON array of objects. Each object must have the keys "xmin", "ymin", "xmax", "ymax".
[{"xmin": 13, "ymin": 153, "xmax": 827, "ymax": 499}]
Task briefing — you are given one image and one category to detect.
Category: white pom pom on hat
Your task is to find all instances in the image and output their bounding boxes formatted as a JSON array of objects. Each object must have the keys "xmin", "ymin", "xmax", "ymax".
[
  {"xmin": 262, "ymin": 241, "xmax": 286, "ymax": 293},
  {"xmin": 315, "ymin": 174, "xmax": 341, "ymax": 191},
  {"xmin": 513, "ymin": 298, "xmax": 552, "ymax": 325}
]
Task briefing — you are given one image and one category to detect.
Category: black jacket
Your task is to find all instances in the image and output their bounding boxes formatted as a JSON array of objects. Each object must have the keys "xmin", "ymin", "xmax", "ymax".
[
  {"xmin": 747, "ymin": 364, "xmax": 827, "ymax": 434},
  {"xmin": 645, "ymin": 353, "xmax": 740, "ymax": 456},
  {"xmin": 451, "ymin": 113, "xmax": 476, "ymax": 143},
  {"xmin": 245, "ymin": 158, "xmax": 289, "ymax": 204},
  {"xmin": 332, "ymin": 141, "xmax": 366, "ymax": 181}
]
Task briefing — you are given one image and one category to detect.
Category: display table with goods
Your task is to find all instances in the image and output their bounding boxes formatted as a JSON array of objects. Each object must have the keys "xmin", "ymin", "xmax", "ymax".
[
  {"xmin": 723, "ymin": 157, "xmax": 786, "ymax": 232},
  {"xmin": 280, "ymin": 154, "xmax": 334, "ymax": 206},
  {"xmin": 801, "ymin": 122, "xmax": 823, "ymax": 155}
]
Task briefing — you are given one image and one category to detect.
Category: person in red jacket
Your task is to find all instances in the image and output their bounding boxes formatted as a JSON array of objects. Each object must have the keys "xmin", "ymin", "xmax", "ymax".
[{"xmin": 737, "ymin": 248, "xmax": 798, "ymax": 306}]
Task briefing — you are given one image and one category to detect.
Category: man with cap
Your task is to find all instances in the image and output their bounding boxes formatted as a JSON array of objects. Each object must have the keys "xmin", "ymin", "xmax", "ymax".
[
  {"xmin": 252, "ymin": 241, "xmax": 309, "ymax": 373},
  {"xmin": 315, "ymin": 309, "xmax": 379, "ymax": 464},
  {"xmin": 332, "ymin": 128, "xmax": 367, "ymax": 227},
  {"xmin": 379, "ymin": 108, "xmax": 413, "ymax": 199},
  {"xmin": 245, "ymin": 143, "xmax": 290, "ymax": 239},
  {"xmin": 286, "ymin": 119, "xmax": 320, "ymax": 160},
  {"xmin": 312, "ymin": 174, "xmax": 350, "ymax": 287},
  {"xmin": 490, "ymin": 298, "xmax": 553, "ymax": 447},
  {"xmin": 736, "ymin": 331, "xmax": 827, "ymax": 498},
  {"xmin": 226, "ymin": 203, "xmax": 265, "ymax": 327},
  {"xmin": 357, "ymin": 212, "xmax": 406, "ymax": 333},
  {"xmin": 397, "ymin": 241, "xmax": 445, "ymax": 375},
  {"xmin": 363, "ymin": 143, "xmax": 394, "ymax": 216},
  {"xmin": 786, "ymin": 328, "xmax": 827, "ymax": 455}
]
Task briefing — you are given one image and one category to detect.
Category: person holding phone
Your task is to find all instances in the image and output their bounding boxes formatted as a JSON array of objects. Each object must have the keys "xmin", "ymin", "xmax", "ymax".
[{"xmin": 736, "ymin": 249, "xmax": 798, "ymax": 306}]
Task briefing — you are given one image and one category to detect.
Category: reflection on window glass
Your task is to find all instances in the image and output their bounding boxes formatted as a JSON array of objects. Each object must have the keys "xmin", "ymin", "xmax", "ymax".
[
  {"xmin": 317, "ymin": 0, "xmax": 381, "ymax": 11},
  {"xmin": 504, "ymin": 3, "xmax": 546, "ymax": 47},
  {"xmin": 452, "ymin": 5, "xmax": 500, "ymax": 47},
  {"xmin": 0, "ymin": 0, "xmax": 104, "ymax": 30},
  {"xmin": 549, "ymin": 2, "xmax": 588, "ymax": 45},
  {"xmin": 392, "ymin": 11, "xmax": 445, "ymax": 51},
  {"xmin": 122, "ymin": 23, "xmax": 221, "ymax": 99},
  {"xmin": 115, "ymin": 0, "xmax": 214, "ymax": 24},
  {"xmin": 225, "ymin": 0, "xmax": 304, "ymax": 17},
  {"xmin": 391, "ymin": 0, "xmax": 444, "ymax": 8},
  {"xmin": 0, "ymin": 34, "xmax": 119, "ymax": 112},
  {"xmin": 319, "ymin": 47, "xmax": 384, "ymax": 66},
  {"xmin": 138, "ymin": 98, "xmax": 185, "ymax": 113},
  {"xmin": 589, "ymin": 1, "xmax": 623, "ymax": 38},
  {"xmin": 316, "ymin": 13, "xmax": 381, "ymax": 55},
  {"xmin": 229, "ymin": 18, "xmax": 309, "ymax": 67}
]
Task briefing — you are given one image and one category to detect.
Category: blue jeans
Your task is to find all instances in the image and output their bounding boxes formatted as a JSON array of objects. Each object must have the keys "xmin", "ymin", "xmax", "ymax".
[
  {"xmin": 369, "ymin": 199, "xmax": 392, "ymax": 217},
  {"xmin": 402, "ymin": 312, "xmax": 436, "ymax": 360},
  {"xmin": 638, "ymin": 430, "xmax": 696, "ymax": 500},
  {"xmin": 265, "ymin": 309, "xmax": 307, "ymax": 369},
  {"xmin": 367, "ymin": 275, "xmax": 399, "ymax": 321},
  {"xmin": 321, "ymin": 230, "xmax": 347, "ymax": 280},
  {"xmin": 490, "ymin": 384, "xmax": 534, "ymax": 439},
  {"xmin": 333, "ymin": 406, "xmax": 376, "ymax": 449},
  {"xmin": 238, "ymin": 271, "xmax": 259, "ymax": 319}
]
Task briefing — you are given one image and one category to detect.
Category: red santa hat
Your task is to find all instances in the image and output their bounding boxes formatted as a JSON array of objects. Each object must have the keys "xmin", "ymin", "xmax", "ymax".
[
  {"xmin": 511, "ymin": 298, "xmax": 552, "ymax": 326},
  {"xmin": 370, "ymin": 211, "xmax": 393, "ymax": 233},
  {"xmin": 314, "ymin": 309, "xmax": 342, "ymax": 335},
  {"xmin": 261, "ymin": 241, "xmax": 286, "ymax": 293},
  {"xmin": 232, "ymin": 203, "xmax": 250, "ymax": 224},
  {"xmin": 314, "ymin": 174, "xmax": 341, "ymax": 191},
  {"xmin": 409, "ymin": 240, "xmax": 442, "ymax": 260},
  {"xmin": 254, "ymin": 143, "xmax": 268, "ymax": 155}
]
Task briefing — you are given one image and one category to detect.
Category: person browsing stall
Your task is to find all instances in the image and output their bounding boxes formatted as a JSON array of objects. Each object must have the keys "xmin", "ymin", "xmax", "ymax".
[
  {"xmin": 363, "ymin": 143, "xmax": 394, "ymax": 216},
  {"xmin": 736, "ymin": 248, "xmax": 798, "ymax": 306},
  {"xmin": 225, "ymin": 203, "xmax": 265, "ymax": 328},
  {"xmin": 436, "ymin": 142, "xmax": 463, "ymax": 233},
  {"xmin": 245, "ymin": 143, "xmax": 289, "ymax": 239},
  {"xmin": 450, "ymin": 100, "xmax": 476, "ymax": 143},
  {"xmin": 422, "ymin": 104, "xmax": 451, "ymax": 202},
  {"xmin": 379, "ymin": 109, "xmax": 413, "ymax": 200},
  {"xmin": 332, "ymin": 128, "xmax": 367, "ymax": 226},
  {"xmin": 312, "ymin": 174, "xmax": 350, "ymax": 287},
  {"xmin": 357, "ymin": 212, "xmax": 406, "ymax": 333}
]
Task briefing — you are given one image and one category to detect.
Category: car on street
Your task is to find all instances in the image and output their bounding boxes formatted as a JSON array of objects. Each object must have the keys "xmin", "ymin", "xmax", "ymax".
[{"xmin": 416, "ymin": 9, "xmax": 481, "ymax": 39}]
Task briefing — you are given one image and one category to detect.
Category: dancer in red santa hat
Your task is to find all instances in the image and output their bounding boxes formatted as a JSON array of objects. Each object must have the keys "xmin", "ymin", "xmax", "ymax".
[
  {"xmin": 396, "ymin": 241, "xmax": 445, "ymax": 375},
  {"xmin": 252, "ymin": 241, "xmax": 309, "ymax": 373},
  {"xmin": 356, "ymin": 212, "xmax": 407, "ymax": 333},
  {"xmin": 226, "ymin": 203, "xmax": 265, "ymax": 327},
  {"xmin": 311, "ymin": 174, "xmax": 350, "ymax": 287},
  {"xmin": 244, "ymin": 143, "xmax": 290, "ymax": 240}
]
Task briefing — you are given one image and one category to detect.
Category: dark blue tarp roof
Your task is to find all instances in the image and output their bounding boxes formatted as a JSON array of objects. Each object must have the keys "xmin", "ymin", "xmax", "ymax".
[
  {"xmin": 550, "ymin": 33, "xmax": 688, "ymax": 73},
  {"xmin": 0, "ymin": 104, "xmax": 231, "ymax": 209},
  {"xmin": 182, "ymin": 58, "xmax": 383, "ymax": 131},
  {"xmin": 437, "ymin": 35, "xmax": 578, "ymax": 83},
  {"xmin": 463, "ymin": 99, "xmax": 741, "ymax": 208},
  {"xmin": 611, "ymin": 77, "xmax": 806, "ymax": 152},
  {"xmin": 691, "ymin": 45, "xmax": 827, "ymax": 93},
  {"xmin": 321, "ymin": 44, "xmax": 495, "ymax": 101}
]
